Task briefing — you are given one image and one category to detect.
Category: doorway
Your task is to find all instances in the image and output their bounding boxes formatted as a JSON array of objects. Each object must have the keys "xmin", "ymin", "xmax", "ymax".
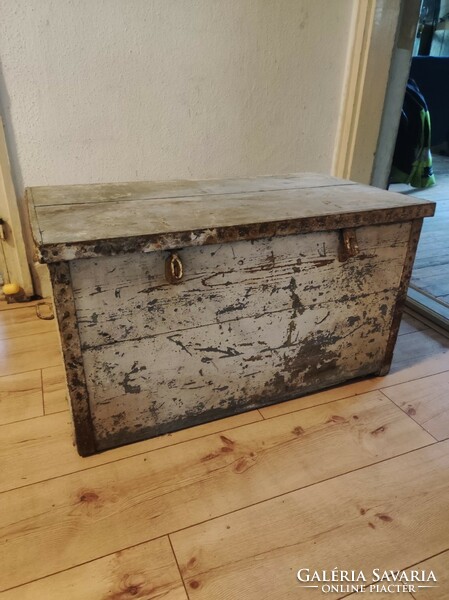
[{"xmin": 386, "ymin": 0, "xmax": 449, "ymax": 330}]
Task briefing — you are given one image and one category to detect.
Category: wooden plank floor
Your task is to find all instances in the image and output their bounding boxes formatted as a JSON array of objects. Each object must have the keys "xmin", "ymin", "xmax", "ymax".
[
  {"xmin": 0, "ymin": 303, "xmax": 449, "ymax": 598},
  {"xmin": 391, "ymin": 154, "xmax": 449, "ymax": 306}
]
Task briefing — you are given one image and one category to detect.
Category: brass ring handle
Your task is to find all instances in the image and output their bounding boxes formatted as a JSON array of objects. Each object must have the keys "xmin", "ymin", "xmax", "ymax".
[{"xmin": 165, "ymin": 253, "xmax": 184, "ymax": 284}]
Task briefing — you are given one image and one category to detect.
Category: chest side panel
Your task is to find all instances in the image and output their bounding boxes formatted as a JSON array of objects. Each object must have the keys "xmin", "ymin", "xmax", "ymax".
[
  {"xmin": 71, "ymin": 223, "xmax": 410, "ymax": 450},
  {"xmin": 71, "ymin": 223, "xmax": 410, "ymax": 349}
]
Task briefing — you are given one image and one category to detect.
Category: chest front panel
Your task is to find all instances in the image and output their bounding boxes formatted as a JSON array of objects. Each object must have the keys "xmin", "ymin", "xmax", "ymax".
[{"xmin": 69, "ymin": 222, "xmax": 410, "ymax": 450}]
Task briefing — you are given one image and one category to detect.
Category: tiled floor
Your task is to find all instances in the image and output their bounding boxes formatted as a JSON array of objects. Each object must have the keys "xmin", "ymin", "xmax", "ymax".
[{"xmin": 0, "ymin": 303, "xmax": 449, "ymax": 598}]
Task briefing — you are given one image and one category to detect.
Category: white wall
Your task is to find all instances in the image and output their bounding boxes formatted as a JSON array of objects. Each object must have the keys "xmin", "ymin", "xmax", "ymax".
[{"xmin": 0, "ymin": 0, "xmax": 355, "ymax": 196}]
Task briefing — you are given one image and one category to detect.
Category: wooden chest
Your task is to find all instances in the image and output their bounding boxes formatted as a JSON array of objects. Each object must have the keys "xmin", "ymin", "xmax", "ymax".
[{"xmin": 27, "ymin": 173, "xmax": 435, "ymax": 455}]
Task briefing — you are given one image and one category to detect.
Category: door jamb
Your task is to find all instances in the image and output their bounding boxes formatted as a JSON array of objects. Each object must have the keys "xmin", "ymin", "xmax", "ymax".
[
  {"xmin": 0, "ymin": 117, "xmax": 33, "ymax": 296},
  {"xmin": 332, "ymin": 0, "xmax": 420, "ymax": 186}
]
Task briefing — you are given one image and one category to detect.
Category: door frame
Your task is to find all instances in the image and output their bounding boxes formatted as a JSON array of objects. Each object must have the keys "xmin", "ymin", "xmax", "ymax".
[
  {"xmin": 0, "ymin": 117, "xmax": 33, "ymax": 296},
  {"xmin": 334, "ymin": 0, "xmax": 449, "ymax": 332},
  {"xmin": 333, "ymin": 0, "xmax": 421, "ymax": 186}
]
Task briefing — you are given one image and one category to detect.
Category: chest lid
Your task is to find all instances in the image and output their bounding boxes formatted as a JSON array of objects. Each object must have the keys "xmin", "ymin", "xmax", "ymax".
[{"xmin": 27, "ymin": 172, "xmax": 435, "ymax": 263}]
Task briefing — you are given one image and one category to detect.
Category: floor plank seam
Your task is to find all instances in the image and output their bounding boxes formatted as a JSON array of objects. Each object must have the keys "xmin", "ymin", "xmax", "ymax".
[
  {"xmin": 1, "ymin": 441, "xmax": 441, "ymax": 590},
  {"xmin": 0, "ymin": 367, "xmax": 43, "ymax": 380},
  {"xmin": 3, "ymin": 362, "xmax": 449, "ymax": 427},
  {"xmin": 308, "ymin": 543, "xmax": 449, "ymax": 600},
  {"xmin": 397, "ymin": 329, "xmax": 429, "ymax": 338},
  {"xmin": 377, "ymin": 389, "xmax": 441, "ymax": 442},
  {"xmin": 0, "ymin": 362, "xmax": 63, "ymax": 379},
  {"xmin": 0, "ymin": 414, "xmax": 263, "ymax": 494},
  {"xmin": 1, "ymin": 405, "xmax": 439, "ymax": 496},
  {"xmin": 168, "ymin": 533, "xmax": 191, "ymax": 600},
  {"xmin": 44, "ymin": 408, "xmax": 69, "ymax": 417},
  {"xmin": 0, "ymin": 534, "xmax": 170, "ymax": 595},
  {"xmin": 141, "ymin": 439, "xmax": 440, "ymax": 542},
  {"xmin": 2, "ymin": 303, "xmax": 449, "ymax": 596},
  {"xmin": 0, "ymin": 407, "xmax": 69, "ymax": 428},
  {"xmin": 40, "ymin": 369, "xmax": 45, "ymax": 416},
  {"xmin": 0, "ymin": 413, "xmax": 50, "ymax": 429},
  {"xmin": 259, "ymin": 367, "xmax": 449, "ymax": 421},
  {"xmin": 0, "ymin": 329, "xmax": 56, "ymax": 342},
  {"xmin": 260, "ymin": 393, "xmax": 359, "ymax": 419},
  {"xmin": 378, "ymin": 366, "xmax": 449, "ymax": 393}
]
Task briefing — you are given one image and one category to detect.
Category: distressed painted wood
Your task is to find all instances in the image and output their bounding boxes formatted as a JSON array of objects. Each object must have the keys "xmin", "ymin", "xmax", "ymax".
[
  {"xmin": 259, "ymin": 322, "xmax": 449, "ymax": 419},
  {"xmin": 378, "ymin": 219, "xmax": 423, "ymax": 376},
  {"xmin": 47, "ymin": 262, "xmax": 96, "ymax": 455},
  {"xmin": 87, "ymin": 289, "xmax": 399, "ymax": 449},
  {"xmin": 71, "ymin": 223, "xmax": 410, "ymax": 450},
  {"xmin": 28, "ymin": 177, "xmax": 434, "ymax": 263},
  {"xmin": 26, "ymin": 173, "xmax": 435, "ymax": 454},
  {"xmin": 71, "ymin": 223, "xmax": 410, "ymax": 349},
  {"xmin": 30, "ymin": 172, "xmax": 351, "ymax": 206}
]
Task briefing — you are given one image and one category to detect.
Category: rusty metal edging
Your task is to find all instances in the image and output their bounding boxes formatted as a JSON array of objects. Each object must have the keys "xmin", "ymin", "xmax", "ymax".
[
  {"xmin": 36, "ymin": 204, "xmax": 435, "ymax": 264},
  {"xmin": 378, "ymin": 218, "xmax": 423, "ymax": 376},
  {"xmin": 48, "ymin": 262, "xmax": 97, "ymax": 456}
]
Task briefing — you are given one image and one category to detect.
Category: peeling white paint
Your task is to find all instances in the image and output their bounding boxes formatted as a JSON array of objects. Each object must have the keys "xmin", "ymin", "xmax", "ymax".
[{"xmin": 70, "ymin": 224, "xmax": 410, "ymax": 450}]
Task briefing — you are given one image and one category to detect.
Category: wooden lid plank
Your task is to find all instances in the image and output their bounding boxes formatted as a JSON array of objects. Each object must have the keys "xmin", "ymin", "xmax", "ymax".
[{"xmin": 27, "ymin": 173, "xmax": 435, "ymax": 263}]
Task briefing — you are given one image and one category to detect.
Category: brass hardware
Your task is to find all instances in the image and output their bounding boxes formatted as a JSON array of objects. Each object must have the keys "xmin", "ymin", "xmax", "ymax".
[
  {"xmin": 338, "ymin": 228, "xmax": 359, "ymax": 262},
  {"xmin": 165, "ymin": 253, "xmax": 184, "ymax": 284}
]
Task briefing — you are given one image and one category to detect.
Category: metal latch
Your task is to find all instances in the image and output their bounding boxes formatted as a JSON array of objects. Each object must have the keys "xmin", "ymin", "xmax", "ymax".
[
  {"xmin": 165, "ymin": 252, "xmax": 184, "ymax": 284},
  {"xmin": 0, "ymin": 219, "xmax": 5, "ymax": 241},
  {"xmin": 338, "ymin": 228, "xmax": 359, "ymax": 262}
]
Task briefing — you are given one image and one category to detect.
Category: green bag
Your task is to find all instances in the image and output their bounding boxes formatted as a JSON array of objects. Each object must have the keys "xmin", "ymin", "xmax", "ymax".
[
  {"xmin": 409, "ymin": 108, "xmax": 436, "ymax": 188},
  {"xmin": 390, "ymin": 80, "xmax": 436, "ymax": 189}
]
